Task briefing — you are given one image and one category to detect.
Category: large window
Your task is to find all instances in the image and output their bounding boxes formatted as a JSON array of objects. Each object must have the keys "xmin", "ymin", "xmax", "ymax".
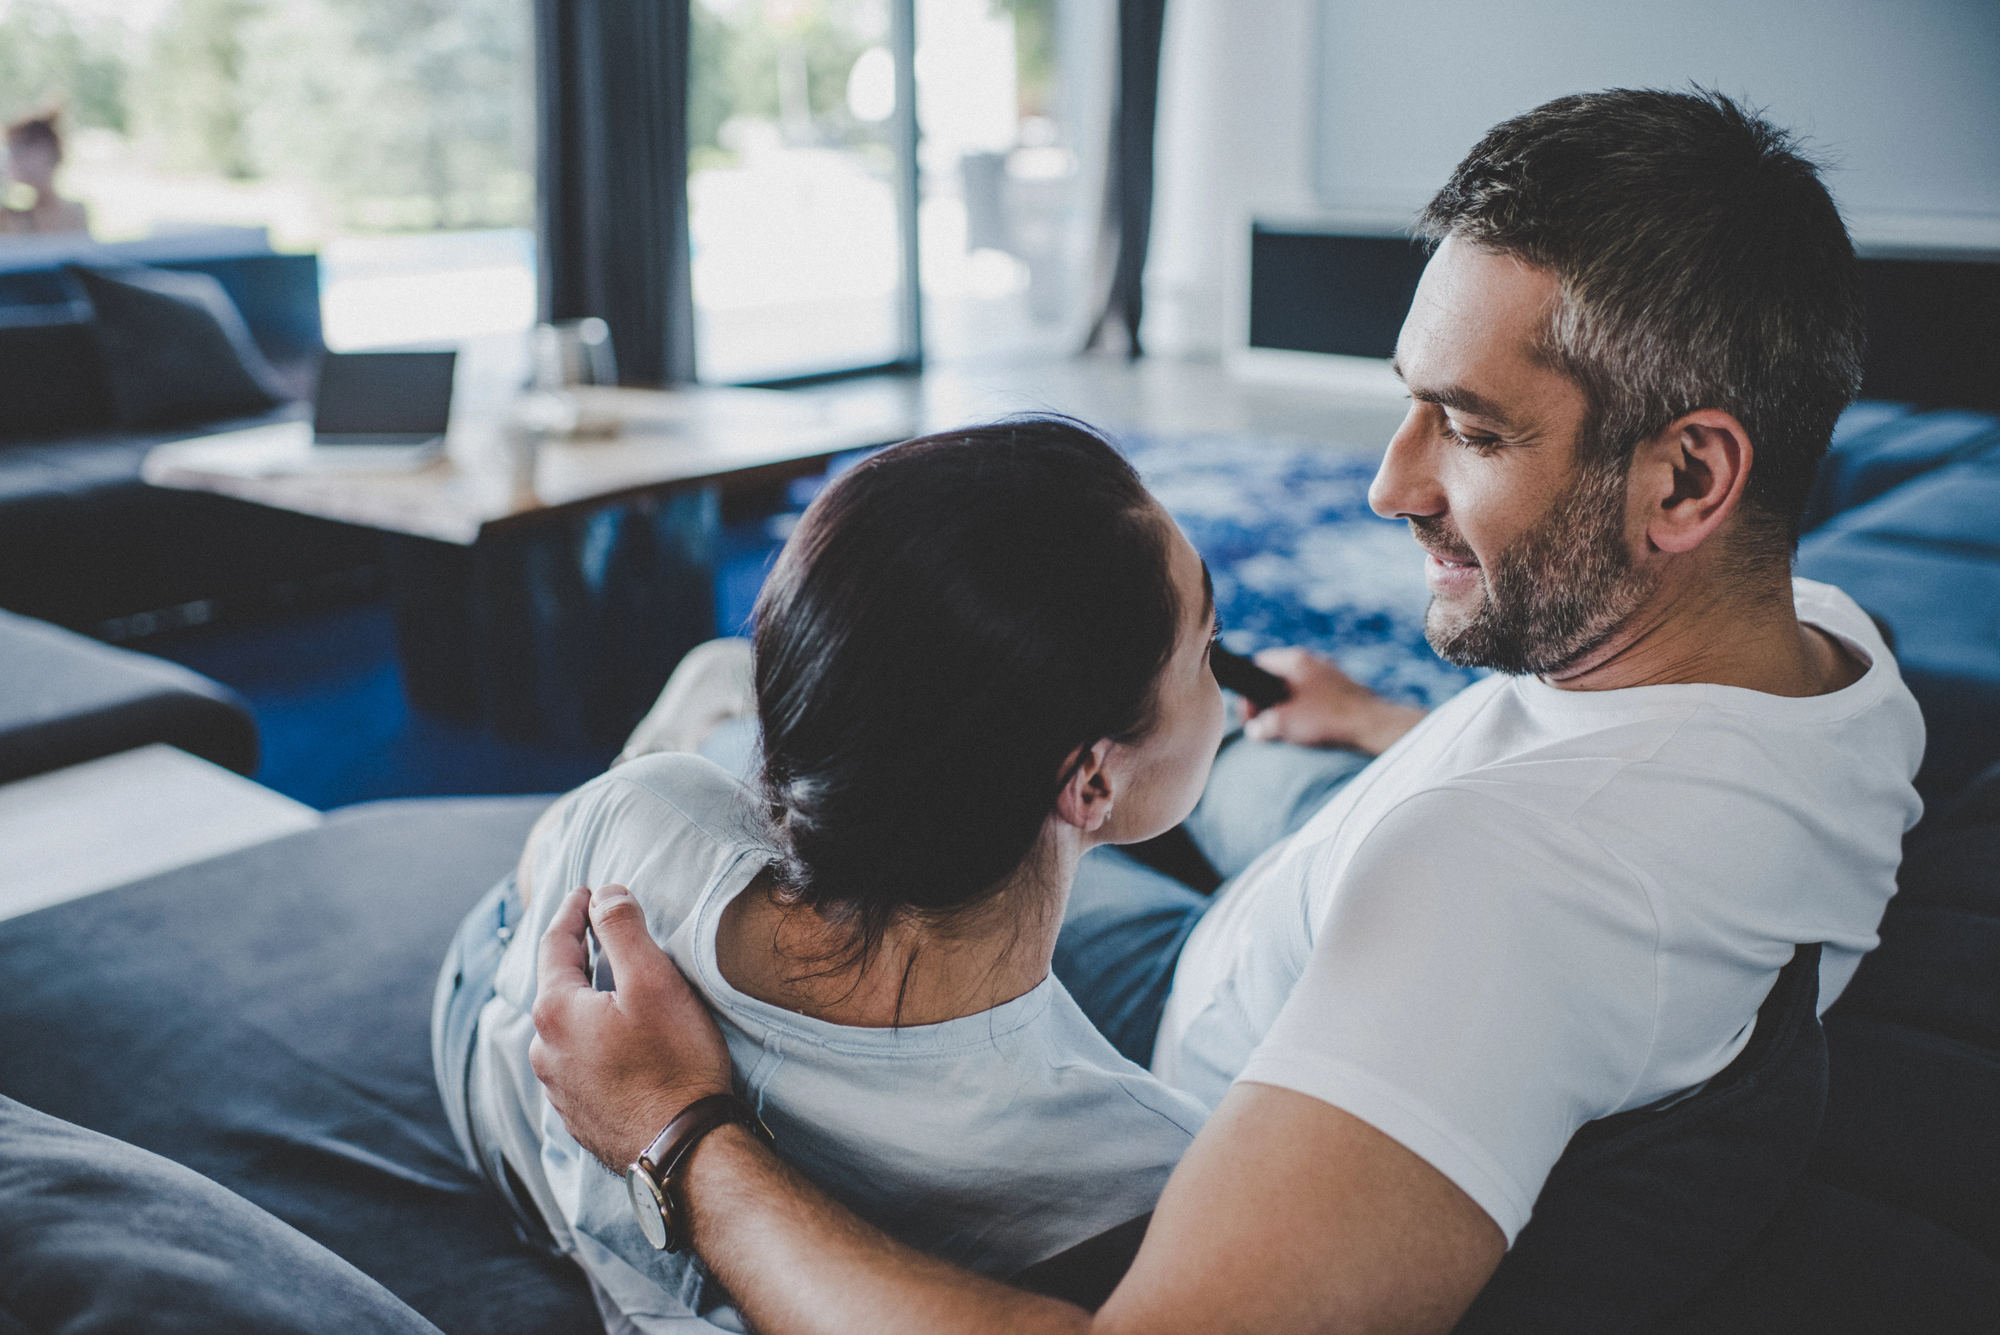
[
  {"xmin": 915, "ymin": 0, "xmax": 1100, "ymax": 365},
  {"xmin": 690, "ymin": 0, "xmax": 1103, "ymax": 384},
  {"xmin": 0, "ymin": 0, "xmax": 535, "ymax": 373},
  {"xmin": 688, "ymin": 0, "xmax": 910, "ymax": 384},
  {"xmin": 5, "ymin": 1, "xmax": 1104, "ymax": 390}
]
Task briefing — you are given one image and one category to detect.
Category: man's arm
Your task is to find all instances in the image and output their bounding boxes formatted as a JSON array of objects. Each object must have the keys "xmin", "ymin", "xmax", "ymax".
[
  {"xmin": 1243, "ymin": 648, "xmax": 1428, "ymax": 755},
  {"xmin": 531, "ymin": 887, "xmax": 1504, "ymax": 1335}
]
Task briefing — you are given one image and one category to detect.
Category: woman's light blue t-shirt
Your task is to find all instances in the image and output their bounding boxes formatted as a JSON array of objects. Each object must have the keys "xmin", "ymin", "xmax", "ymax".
[{"xmin": 473, "ymin": 752, "xmax": 1207, "ymax": 1332}]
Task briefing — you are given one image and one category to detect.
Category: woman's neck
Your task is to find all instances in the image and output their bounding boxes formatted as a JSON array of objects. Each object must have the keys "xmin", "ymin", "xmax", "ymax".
[{"xmin": 714, "ymin": 844, "xmax": 1076, "ymax": 1029}]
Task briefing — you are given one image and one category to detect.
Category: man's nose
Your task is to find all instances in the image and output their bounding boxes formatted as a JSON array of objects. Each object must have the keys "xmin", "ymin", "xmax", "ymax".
[{"xmin": 1369, "ymin": 406, "xmax": 1445, "ymax": 520}]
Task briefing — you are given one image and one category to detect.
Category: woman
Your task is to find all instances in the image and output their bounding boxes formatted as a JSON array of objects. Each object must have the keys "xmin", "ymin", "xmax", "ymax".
[{"xmin": 434, "ymin": 419, "xmax": 1227, "ymax": 1332}]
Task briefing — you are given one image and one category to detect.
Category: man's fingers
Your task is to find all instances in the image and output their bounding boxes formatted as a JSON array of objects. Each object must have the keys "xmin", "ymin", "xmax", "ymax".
[
  {"xmin": 532, "ymin": 887, "xmax": 594, "ymax": 1046},
  {"xmin": 538, "ymin": 885, "xmax": 592, "ymax": 992},
  {"xmin": 589, "ymin": 884, "xmax": 675, "ymax": 999},
  {"xmin": 1244, "ymin": 707, "xmax": 1287, "ymax": 743},
  {"xmin": 1255, "ymin": 646, "xmax": 1310, "ymax": 677}
]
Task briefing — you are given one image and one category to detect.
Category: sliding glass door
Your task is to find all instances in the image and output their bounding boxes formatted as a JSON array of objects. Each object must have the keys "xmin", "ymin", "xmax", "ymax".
[
  {"xmin": 915, "ymin": 0, "xmax": 1102, "ymax": 364},
  {"xmin": 690, "ymin": 0, "xmax": 1102, "ymax": 384},
  {"xmin": 687, "ymin": 0, "xmax": 919, "ymax": 384}
]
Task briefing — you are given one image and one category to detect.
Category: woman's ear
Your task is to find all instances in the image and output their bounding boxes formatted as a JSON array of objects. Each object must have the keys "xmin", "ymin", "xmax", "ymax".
[
  {"xmin": 1054, "ymin": 739, "xmax": 1116, "ymax": 833},
  {"xmin": 1637, "ymin": 409, "xmax": 1754, "ymax": 555}
]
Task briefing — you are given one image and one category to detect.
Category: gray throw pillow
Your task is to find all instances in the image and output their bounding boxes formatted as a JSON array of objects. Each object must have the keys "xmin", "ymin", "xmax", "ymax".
[
  {"xmin": 0, "ymin": 1096, "xmax": 441, "ymax": 1335},
  {"xmin": 66, "ymin": 263, "xmax": 291, "ymax": 429}
]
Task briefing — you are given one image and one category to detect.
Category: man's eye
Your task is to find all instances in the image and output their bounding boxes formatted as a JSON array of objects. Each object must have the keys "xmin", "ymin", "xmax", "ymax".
[{"xmin": 1441, "ymin": 423, "xmax": 1503, "ymax": 455}]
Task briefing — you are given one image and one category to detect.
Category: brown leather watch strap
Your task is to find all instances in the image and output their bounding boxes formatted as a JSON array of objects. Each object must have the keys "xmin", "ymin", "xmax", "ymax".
[{"xmin": 635, "ymin": 1092, "xmax": 773, "ymax": 1252}]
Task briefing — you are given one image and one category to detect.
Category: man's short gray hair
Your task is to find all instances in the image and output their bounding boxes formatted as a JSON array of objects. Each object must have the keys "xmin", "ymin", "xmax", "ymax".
[{"xmin": 1418, "ymin": 88, "xmax": 1865, "ymax": 553}]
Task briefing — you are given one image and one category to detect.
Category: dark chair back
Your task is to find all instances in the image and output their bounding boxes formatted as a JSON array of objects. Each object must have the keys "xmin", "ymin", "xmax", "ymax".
[
  {"xmin": 1454, "ymin": 943, "xmax": 1827, "ymax": 1334},
  {"xmin": 1015, "ymin": 946, "xmax": 1828, "ymax": 1323}
]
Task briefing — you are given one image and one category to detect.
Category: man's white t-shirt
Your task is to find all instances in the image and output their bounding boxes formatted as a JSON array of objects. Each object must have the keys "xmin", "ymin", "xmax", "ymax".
[{"xmin": 1154, "ymin": 579, "xmax": 1924, "ymax": 1244}]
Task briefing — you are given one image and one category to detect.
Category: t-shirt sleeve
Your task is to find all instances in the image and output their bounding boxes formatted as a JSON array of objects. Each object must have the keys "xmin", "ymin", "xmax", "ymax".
[
  {"xmin": 493, "ymin": 756, "xmax": 746, "ymax": 1012},
  {"xmin": 1233, "ymin": 785, "xmax": 1660, "ymax": 1243}
]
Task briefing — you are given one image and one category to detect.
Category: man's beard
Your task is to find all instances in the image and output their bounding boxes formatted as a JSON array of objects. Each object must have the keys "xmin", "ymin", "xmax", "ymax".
[{"xmin": 1414, "ymin": 454, "xmax": 1656, "ymax": 676}]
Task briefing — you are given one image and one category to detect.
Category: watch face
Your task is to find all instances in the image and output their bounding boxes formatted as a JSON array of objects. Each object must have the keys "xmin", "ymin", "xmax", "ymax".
[{"xmin": 627, "ymin": 1165, "xmax": 671, "ymax": 1250}]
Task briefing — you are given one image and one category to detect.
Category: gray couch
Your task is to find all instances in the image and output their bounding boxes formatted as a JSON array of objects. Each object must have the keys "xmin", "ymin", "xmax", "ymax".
[{"xmin": 0, "ymin": 242, "xmax": 380, "ymax": 639}]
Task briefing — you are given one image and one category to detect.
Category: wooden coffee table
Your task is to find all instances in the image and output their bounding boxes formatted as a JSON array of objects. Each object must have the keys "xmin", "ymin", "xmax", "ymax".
[{"xmin": 144, "ymin": 386, "xmax": 915, "ymax": 744}]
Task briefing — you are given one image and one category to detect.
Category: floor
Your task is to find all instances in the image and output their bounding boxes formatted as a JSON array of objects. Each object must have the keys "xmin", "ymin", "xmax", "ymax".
[
  {"xmin": 141, "ymin": 353, "xmax": 1411, "ymax": 811},
  {"xmin": 146, "ymin": 598, "xmax": 618, "ymax": 810}
]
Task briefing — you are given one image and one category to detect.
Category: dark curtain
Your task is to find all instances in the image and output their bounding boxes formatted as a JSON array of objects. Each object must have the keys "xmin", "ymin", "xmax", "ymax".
[
  {"xmin": 536, "ymin": 0, "xmax": 695, "ymax": 386},
  {"xmin": 1085, "ymin": 0, "xmax": 1169, "ymax": 358}
]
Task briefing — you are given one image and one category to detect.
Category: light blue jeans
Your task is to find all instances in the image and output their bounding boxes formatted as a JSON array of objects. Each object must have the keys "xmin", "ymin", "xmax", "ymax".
[{"xmin": 430, "ymin": 874, "xmax": 561, "ymax": 1254}]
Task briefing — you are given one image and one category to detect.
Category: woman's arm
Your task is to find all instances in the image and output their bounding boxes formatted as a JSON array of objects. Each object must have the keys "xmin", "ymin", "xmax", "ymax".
[{"xmin": 531, "ymin": 887, "xmax": 1503, "ymax": 1335}]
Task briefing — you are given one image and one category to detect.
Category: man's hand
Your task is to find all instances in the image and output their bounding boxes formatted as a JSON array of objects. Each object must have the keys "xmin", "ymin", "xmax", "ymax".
[
  {"xmin": 529, "ymin": 884, "xmax": 732, "ymax": 1170},
  {"xmin": 1243, "ymin": 647, "xmax": 1428, "ymax": 755}
]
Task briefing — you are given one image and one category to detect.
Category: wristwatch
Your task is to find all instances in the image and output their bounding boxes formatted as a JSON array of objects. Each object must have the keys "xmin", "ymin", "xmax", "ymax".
[{"xmin": 625, "ymin": 1092, "xmax": 774, "ymax": 1252}]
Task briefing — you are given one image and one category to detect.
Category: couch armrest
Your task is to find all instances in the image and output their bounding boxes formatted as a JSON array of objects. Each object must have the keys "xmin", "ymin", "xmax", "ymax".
[{"xmin": 0, "ymin": 608, "xmax": 257, "ymax": 783}]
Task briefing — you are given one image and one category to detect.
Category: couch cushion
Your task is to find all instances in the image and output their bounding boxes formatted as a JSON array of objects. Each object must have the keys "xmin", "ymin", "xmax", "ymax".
[
  {"xmin": 1810, "ymin": 809, "xmax": 2000, "ymax": 1271},
  {"xmin": 1659, "ymin": 1178, "xmax": 2000, "ymax": 1334},
  {"xmin": 68, "ymin": 264, "xmax": 290, "ymax": 429},
  {"xmin": 0, "ymin": 408, "xmax": 383, "ymax": 634},
  {"xmin": 1930, "ymin": 764, "xmax": 2000, "ymax": 838},
  {"xmin": 0, "ymin": 607, "xmax": 257, "ymax": 782},
  {"xmin": 0, "ymin": 1095, "xmax": 441, "ymax": 1335},
  {"xmin": 1817, "ymin": 458, "xmax": 2000, "ymax": 555},
  {"xmin": 1834, "ymin": 907, "xmax": 2000, "ymax": 1053},
  {"xmin": 157, "ymin": 252, "xmax": 325, "ymax": 369},
  {"xmin": 1802, "ymin": 408, "xmax": 2000, "ymax": 533},
  {"xmin": 0, "ymin": 316, "xmax": 116, "ymax": 442},
  {"xmin": 1811, "ymin": 1015, "xmax": 2000, "ymax": 1261},
  {"xmin": 0, "ymin": 794, "xmax": 599, "ymax": 1335},
  {"xmin": 1794, "ymin": 534, "xmax": 2000, "ymax": 807}
]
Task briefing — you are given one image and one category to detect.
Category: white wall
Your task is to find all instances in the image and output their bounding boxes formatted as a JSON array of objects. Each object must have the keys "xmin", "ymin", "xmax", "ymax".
[
  {"xmin": 1145, "ymin": 0, "xmax": 1322, "ymax": 357},
  {"xmin": 1147, "ymin": 0, "xmax": 2000, "ymax": 357}
]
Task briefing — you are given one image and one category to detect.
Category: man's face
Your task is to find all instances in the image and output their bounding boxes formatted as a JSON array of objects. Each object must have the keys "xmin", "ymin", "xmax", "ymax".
[{"xmin": 1369, "ymin": 237, "xmax": 1655, "ymax": 676}]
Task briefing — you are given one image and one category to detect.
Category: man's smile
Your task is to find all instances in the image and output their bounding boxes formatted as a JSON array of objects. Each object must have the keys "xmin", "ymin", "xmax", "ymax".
[
  {"xmin": 1410, "ymin": 525, "xmax": 1484, "ymax": 594},
  {"xmin": 1423, "ymin": 548, "xmax": 1483, "ymax": 593}
]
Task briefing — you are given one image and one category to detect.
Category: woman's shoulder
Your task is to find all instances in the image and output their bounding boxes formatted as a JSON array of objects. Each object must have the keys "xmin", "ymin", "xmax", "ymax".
[
  {"xmin": 530, "ymin": 754, "xmax": 768, "ymax": 925},
  {"xmin": 581, "ymin": 751, "xmax": 769, "ymax": 853},
  {"xmin": 496, "ymin": 755, "xmax": 767, "ymax": 1008}
]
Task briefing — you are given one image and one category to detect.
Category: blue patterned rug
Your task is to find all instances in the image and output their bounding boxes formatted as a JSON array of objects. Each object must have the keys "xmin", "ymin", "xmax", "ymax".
[{"xmin": 1122, "ymin": 433, "xmax": 1484, "ymax": 711}]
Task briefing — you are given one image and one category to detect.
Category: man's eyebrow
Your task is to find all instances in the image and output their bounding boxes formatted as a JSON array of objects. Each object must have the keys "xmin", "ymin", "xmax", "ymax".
[
  {"xmin": 1389, "ymin": 357, "xmax": 1516, "ymax": 429},
  {"xmin": 1410, "ymin": 381, "xmax": 1517, "ymax": 430}
]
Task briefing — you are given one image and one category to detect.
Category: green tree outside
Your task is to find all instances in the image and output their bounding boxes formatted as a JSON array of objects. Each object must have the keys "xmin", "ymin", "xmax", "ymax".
[
  {"xmin": 0, "ymin": 1, "xmax": 127, "ymax": 132},
  {"xmin": 0, "ymin": 0, "xmax": 531, "ymax": 234}
]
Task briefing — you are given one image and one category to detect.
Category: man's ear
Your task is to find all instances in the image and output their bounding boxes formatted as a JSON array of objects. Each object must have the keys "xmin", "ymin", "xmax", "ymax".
[
  {"xmin": 1635, "ymin": 409, "xmax": 1753, "ymax": 555},
  {"xmin": 1054, "ymin": 739, "xmax": 1116, "ymax": 833}
]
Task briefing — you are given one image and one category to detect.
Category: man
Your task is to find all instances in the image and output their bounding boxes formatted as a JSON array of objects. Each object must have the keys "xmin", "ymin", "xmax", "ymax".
[{"xmin": 529, "ymin": 89, "xmax": 1923, "ymax": 1333}]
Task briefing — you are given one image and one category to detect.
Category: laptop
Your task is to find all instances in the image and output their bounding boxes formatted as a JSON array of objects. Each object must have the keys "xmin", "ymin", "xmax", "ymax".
[{"xmin": 308, "ymin": 350, "xmax": 457, "ymax": 469}]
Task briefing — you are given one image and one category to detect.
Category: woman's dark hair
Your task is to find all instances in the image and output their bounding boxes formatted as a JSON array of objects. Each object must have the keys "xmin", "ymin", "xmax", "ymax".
[{"xmin": 751, "ymin": 417, "xmax": 1181, "ymax": 955}]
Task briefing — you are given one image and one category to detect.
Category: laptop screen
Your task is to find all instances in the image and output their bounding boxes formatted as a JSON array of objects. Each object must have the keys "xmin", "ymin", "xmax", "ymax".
[{"xmin": 312, "ymin": 351, "xmax": 457, "ymax": 438}]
